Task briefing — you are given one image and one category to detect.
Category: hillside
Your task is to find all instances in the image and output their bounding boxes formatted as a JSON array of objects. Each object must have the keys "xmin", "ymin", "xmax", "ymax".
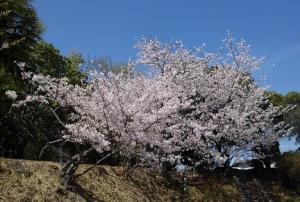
[{"xmin": 0, "ymin": 158, "xmax": 299, "ymax": 202}]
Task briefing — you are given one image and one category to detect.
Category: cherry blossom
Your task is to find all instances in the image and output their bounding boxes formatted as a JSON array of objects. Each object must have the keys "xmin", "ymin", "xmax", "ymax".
[
  {"xmin": 9, "ymin": 34, "xmax": 290, "ymax": 183},
  {"xmin": 5, "ymin": 90, "xmax": 17, "ymax": 100}
]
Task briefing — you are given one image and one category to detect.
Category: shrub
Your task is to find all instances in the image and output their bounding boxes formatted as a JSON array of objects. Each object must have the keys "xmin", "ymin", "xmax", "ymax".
[{"xmin": 278, "ymin": 151, "xmax": 300, "ymax": 193}]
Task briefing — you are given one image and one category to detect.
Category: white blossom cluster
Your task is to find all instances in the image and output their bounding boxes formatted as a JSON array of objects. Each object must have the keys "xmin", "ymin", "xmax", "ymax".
[
  {"xmin": 11, "ymin": 34, "xmax": 290, "ymax": 167},
  {"xmin": 5, "ymin": 90, "xmax": 17, "ymax": 100}
]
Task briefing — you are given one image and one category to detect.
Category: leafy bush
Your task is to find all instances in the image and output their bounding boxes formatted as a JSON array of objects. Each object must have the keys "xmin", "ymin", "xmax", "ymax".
[{"xmin": 278, "ymin": 151, "xmax": 300, "ymax": 193}]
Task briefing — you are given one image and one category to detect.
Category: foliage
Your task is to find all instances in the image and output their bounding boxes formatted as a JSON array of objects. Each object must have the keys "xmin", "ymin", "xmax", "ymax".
[
  {"xmin": 0, "ymin": 0, "xmax": 43, "ymax": 159},
  {"xmin": 186, "ymin": 183, "xmax": 242, "ymax": 202},
  {"xmin": 0, "ymin": 0, "xmax": 43, "ymax": 76},
  {"xmin": 278, "ymin": 151, "xmax": 300, "ymax": 193},
  {"xmin": 0, "ymin": 41, "xmax": 86, "ymax": 160},
  {"xmin": 267, "ymin": 91, "xmax": 285, "ymax": 106},
  {"xmin": 268, "ymin": 91, "xmax": 300, "ymax": 145},
  {"xmin": 29, "ymin": 41, "xmax": 68, "ymax": 77},
  {"xmin": 66, "ymin": 50, "xmax": 87, "ymax": 84},
  {"xmin": 0, "ymin": 0, "xmax": 43, "ymax": 108},
  {"xmin": 0, "ymin": 1, "xmax": 86, "ymax": 160},
  {"xmin": 285, "ymin": 92, "xmax": 300, "ymax": 143},
  {"xmin": 29, "ymin": 41, "xmax": 86, "ymax": 84}
]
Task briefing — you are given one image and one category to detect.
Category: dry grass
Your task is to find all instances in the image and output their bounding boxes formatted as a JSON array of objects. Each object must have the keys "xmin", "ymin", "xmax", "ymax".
[
  {"xmin": 0, "ymin": 158, "xmax": 181, "ymax": 202},
  {"xmin": 0, "ymin": 158, "xmax": 299, "ymax": 202}
]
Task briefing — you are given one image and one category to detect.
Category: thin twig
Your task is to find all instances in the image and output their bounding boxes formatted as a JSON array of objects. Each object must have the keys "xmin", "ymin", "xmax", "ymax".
[
  {"xmin": 49, "ymin": 107, "xmax": 68, "ymax": 130},
  {"xmin": 39, "ymin": 139, "xmax": 64, "ymax": 159}
]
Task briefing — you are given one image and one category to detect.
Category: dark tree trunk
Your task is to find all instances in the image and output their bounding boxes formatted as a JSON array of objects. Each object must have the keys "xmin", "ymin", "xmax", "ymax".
[{"xmin": 60, "ymin": 147, "xmax": 94, "ymax": 187}]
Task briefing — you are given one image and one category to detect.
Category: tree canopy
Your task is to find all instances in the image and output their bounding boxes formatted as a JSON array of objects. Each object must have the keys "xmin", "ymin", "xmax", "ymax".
[
  {"xmin": 6, "ymin": 35, "xmax": 291, "ymax": 187},
  {"xmin": 268, "ymin": 91, "xmax": 300, "ymax": 144},
  {"xmin": 0, "ymin": 0, "xmax": 43, "ymax": 75}
]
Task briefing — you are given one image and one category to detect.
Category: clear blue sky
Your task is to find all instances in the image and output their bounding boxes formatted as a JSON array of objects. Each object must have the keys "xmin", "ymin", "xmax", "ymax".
[{"xmin": 33, "ymin": 0, "xmax": 300, "ymax": 94}]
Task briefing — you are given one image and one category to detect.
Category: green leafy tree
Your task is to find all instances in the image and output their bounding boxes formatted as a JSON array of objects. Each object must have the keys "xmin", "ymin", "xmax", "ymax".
[
  {"xmin": 0, "ymin": 0, "xmax": 43, "ymax": 102},
  {"xmin": 251, "ymin": 91, "xmax": 287, "ymax": 168},
  {"xmin": 0, "ymin": 0, "xmax": 43, "ymax": 112},
  {"xmin": 267, "ymin": 91, "xmax": 285, "ymax": 106},
  {"xmin": 65, "ymin": 50, "xmax": 87, "ymax": 84},
  {"xmin": 268, "ymin": 91, "xmax": 300, "ymax": 147},
  {"xmin": 284, "ymin": 92, "xmax": 300, "ymax": 143},
  {"xmin": 9, "ymin": 43, "xmax": 87, "ymax": 160},
  {"xmin": 0, "ymin": 1, "xmax": 86, "ymax": 160},
  {"xmin": 0, "ymin": 0, "xmax": 43, "ymax": 75},
  {"xmin": 29, "ymin": 41, "xmax": 66, "ymax": 77},
  {"xmin": 29, "ymin": 42, "xmax": 86, "ymax": 84},
  {"xmin": 0, "ymin": 0, "xmax": 43, "ymax": 158}
]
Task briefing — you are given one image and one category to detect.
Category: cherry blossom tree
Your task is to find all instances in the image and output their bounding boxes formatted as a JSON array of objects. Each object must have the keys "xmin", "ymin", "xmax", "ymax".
[
  {"xmin": 135, "ymin": 34, "xmax": 291, "ymax": 168},
  {"xmin": 11, "ymin": 63, "xmax": 184, "ymax": 186},
  {"xmin": 7, "ymin": 34, "xmax": 291, "ymax": 188}
]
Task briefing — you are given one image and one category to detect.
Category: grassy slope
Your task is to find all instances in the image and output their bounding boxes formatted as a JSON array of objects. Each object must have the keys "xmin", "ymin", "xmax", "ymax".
[
  {"xmin": 0, "ymin": 158, "xmax": 181, "ymax": 201},
  {"xmin": 0, "ymin": 158, "xmax": 299, "ymax": 202}
]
